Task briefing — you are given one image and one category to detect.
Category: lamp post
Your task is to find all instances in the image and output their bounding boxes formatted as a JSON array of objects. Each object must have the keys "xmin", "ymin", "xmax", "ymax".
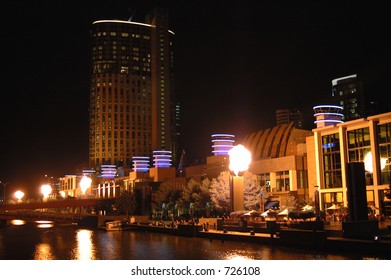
[
  {"xmin": 0, "ymin": 181, "xmax": 9, "ymax": 206},
  {"xmin": 228, "ymin": 144, "xmax": 252, "ymax": 212},
  {"xmin": 314, "ymin": 185, "xmax": 320, "ymax": 221},
  {"xmin": 260, "ymin": 189, "xmax": 265, "ymax": 213}
]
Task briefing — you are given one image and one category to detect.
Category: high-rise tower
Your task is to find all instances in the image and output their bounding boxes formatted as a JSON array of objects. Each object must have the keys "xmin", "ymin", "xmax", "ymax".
[
  {"xmin": 89, "ymin": 8, "xmax": 178, "ymax": 171},
  {"xmin": 331, "ymin": 74, "xmax": 365, "ymax": 121}
]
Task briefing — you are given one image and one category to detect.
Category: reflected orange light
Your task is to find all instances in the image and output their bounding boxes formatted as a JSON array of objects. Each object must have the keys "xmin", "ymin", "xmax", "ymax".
[
  {"xmin": 37, "ymin": 224, "xmax": 54, "ymax": 228},
  {"xmin": 10, "ymin": 219, "xmax": 26, "ymax": 225},
  {"xmin": 75, "ymin": 229, "xmax": 95, "ymax": 260},
  {"xmin": 34, "ymin": 243, "xmax": 54, "ymax": 260},
  {"xmin": 226, "ymin": 254, "xmax": 253, "ymax": 260},
  {"xmin": 35, "ymin": 220, "xmax": 53, "ymax": 224}
]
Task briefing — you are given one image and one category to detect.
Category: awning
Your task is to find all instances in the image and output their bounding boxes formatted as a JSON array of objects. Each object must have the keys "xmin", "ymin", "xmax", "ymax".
[
  {"xmin": 301, "ymin": 205, "xmax": 313, "ymax": 211},
  {"xmin": 278, "ymin": 208, "xmax": 289, "ymax": 215},
  {"xmin": 244, "ymin": 210, "xmax": 262, "ymax": 217},
  {"xmin": 261, "ymin": 210, "xmax": 270, "ymax": 217},
  {"xmin": 264, "ymin": 201, "xmax": 279, "ymax": 210}
]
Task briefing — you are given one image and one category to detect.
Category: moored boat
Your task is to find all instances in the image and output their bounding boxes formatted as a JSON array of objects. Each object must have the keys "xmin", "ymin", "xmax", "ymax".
[{"xmin": 105, "ymin": 220, "xmax": 123, "ymax": 231}]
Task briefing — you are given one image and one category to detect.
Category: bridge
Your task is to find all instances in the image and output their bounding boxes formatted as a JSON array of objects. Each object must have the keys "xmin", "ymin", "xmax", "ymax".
[{"xmin": 0, "ymin": 198, "xmax": 116, "ymax": 225}]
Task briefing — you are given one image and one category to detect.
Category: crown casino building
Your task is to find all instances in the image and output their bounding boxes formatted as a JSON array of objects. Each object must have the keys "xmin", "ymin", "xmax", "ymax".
[{"xmin": 88, "ymin": 8, "xmax": 179, "ymax": 172}]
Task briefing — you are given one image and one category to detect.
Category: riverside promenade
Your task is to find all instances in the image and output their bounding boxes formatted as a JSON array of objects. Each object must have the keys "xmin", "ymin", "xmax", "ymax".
[
  {"xmin": 197, "ymin": 220, "xmax": 391, "ymax": 258},
  {"xmin": 122, "ymin": 219, "xmax": 391, "ymax": 258}
]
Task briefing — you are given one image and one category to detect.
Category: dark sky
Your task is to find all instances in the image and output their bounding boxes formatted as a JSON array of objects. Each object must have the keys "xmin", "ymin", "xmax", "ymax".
[{"xmin": 1, "ymin": 0, "xmax": 390, "ymax": 197}]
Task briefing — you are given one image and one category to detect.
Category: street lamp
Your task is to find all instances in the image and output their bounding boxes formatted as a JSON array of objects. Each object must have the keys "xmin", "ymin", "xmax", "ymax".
[
  {"xmin": 15, "ymin": 190, "xmax": 24, "ymax": 202},
  {"xmin": 41, "ymin": 184, "xmax": 52, "ymax": 201},
  {"xmin": 229, "ymin": 144, "xmax": 252, "ymax": 212},
  {"xmin": 314, "ymin": 185, "xmax": 320, "ymax": 221},
  {"xmin": 0, "ymin": 181, "xmax": 9, "ymax": 205}
]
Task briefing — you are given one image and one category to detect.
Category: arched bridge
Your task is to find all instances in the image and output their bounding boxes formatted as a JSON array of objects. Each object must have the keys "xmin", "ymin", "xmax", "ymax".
[{"xmin": 0, "ymin": 198, "xmax": 116, "ymax": 224}]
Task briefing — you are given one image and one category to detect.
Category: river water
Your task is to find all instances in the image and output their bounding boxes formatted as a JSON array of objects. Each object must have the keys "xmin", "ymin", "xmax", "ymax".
[{"xmin": 0, "ymin": 220, "xmax": 382, "ymax": 260}]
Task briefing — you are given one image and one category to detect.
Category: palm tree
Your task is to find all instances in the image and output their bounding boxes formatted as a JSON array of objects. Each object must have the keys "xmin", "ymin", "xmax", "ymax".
[{"xmin": 115, "ymin": 190, "xmax": 136, "ymax": 222}]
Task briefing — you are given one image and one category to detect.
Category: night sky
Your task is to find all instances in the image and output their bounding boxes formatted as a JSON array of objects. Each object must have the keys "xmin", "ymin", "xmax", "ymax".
[{"xmin": 1, "ymin": 0, "xmax": 390, "ymax": 197}]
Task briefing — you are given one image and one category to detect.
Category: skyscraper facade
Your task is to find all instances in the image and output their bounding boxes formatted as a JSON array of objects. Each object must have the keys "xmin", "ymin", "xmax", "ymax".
[
  {"xmin": 88, "ymin": 8, "xmax": 178, "ymax": 171},
  {"xmin": 331, "ymin": 74, "xmax": 365, "ymax": 121},
  {"xmin": 276, "ymin": 109, "xmax": 303, "ymax": 128}
]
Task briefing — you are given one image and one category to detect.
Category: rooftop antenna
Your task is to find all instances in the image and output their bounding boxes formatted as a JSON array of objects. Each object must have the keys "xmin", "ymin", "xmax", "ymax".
[{"xmin": 128, "ymin": 7, "xmax": 136, "ymax": 21}]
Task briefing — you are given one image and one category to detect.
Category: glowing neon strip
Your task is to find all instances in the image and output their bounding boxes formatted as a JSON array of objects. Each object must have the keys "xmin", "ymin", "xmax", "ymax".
[
  {"xmin": 314, "ymin": 113, "xmax": 344, "ymax": 117},
  {"xmin": 332, "ymin": 74, "xmax": 357, "ymax": 86},
  {"xmin": 313, "ymin": 105, "xmax": 343, "ymax": 110},
  {"xmin": 314, "ymin": 120, "xmax": 344, "ymax": 124},
  {"xmin": 93, "ymin": 20, "xmax": 175, "ymax": 35}
]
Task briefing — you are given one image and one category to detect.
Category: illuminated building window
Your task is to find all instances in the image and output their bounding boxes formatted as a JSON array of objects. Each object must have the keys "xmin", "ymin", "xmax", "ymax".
[
  {"xmin": 322, "ymin": 133, "xmax": 342, "ymax": 189},
  {"xmin": 378, "ymin": 123, "xmax": 391, "ymax": 185}
]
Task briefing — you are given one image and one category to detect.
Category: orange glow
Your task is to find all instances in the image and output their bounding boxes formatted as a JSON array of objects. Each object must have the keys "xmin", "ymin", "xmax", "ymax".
[
  {"xmin": 41, "ymin": 184, "xmax": 52, "ymax": 198},
  {"xmin": 228, "ymin": 144, "xmax": 252, "ymax": 176},
  {"xmin": 10, "ymin": 219, "xmax": 26, "ymax": 225},
  {"xmin": 80, "ymin": 176, "xmax": 92, "ymax": 194},
  {"xmin": 14, "ymin": 190, "xmax": 24, "ymax": 201}
]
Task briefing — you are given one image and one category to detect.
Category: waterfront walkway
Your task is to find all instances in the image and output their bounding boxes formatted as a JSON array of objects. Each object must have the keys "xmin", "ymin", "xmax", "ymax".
[
  {"xmin": 195, "ymin": 220, "xmax": 391, "ymax": 258},
  {"xmin": 122, "ymin": 219, "xmax": 391, "ymax": 258}
]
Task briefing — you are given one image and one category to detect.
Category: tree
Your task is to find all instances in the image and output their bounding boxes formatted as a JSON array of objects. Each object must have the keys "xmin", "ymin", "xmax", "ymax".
[
  {"xmin": 152, "ymin": 181, "xmax": 181, "ymax": 219},
  {"xmin": 210, "ymin": 171, "xmax": 231, "ymax": 215},
  {"xmin": 115, "ymin": 190, "xmax": 136, "ymax": 221},
  {"xmin": 243, "ymin": 171, "xmax": 262, "ymax": 210},
  {"xmin": 178, "ymin": 178, "xmax": 211, "ymax": 217},
  {"xmin": 284, "ymin": 194, "xmax": 298, "ymax": 210}
]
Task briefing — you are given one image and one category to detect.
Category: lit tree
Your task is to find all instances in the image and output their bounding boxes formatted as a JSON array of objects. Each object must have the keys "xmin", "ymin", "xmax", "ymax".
[
  {"xmin": 284, "ymin": 193, "xmax": 298, "ymax": 210},
  {"xmin": 243, "ymin": 171, "xmax": 260, "ymax": 210},
  {"xmin": 210, "ymin": 170, "xmax": 231, "ymax": 215}
]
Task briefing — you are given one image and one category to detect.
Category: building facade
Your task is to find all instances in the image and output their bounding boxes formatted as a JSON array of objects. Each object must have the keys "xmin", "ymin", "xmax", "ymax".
[
  {"xmin": 88, "ymin": 8, "xmax": 178, "ymax": 173},
  {"xmin": 243, "ymin": 123, "xmax": 313, "ymax": 205},
  {"xmin": 276, "ymin": 109, "xmax": 304, "ymax": 129},
  {"xmin": 331, "ymin": 74, "xmax": 366, "ymax": 121},
  {"xmin": 307, "ymin": 112, "xmax": 391, "ymax": 216}
]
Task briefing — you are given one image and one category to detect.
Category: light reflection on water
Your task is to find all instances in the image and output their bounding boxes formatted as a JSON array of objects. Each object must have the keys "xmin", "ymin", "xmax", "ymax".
[
  {"xmin": 34, "ymin": 243, "xmax": 54, "ymax": 260},
  {"xmin": 0, "ymin": 221, "xmax": 384, "ymax": 260},
  {"xmin": 71, "ymin": 229, "xmax": 96, "ymax": 260},
  {"xmin": 10, "ymin": 219, "xmax": 26, "ymax": 226}
]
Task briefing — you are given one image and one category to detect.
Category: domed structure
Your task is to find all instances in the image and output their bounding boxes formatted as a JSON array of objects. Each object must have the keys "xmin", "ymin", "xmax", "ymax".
[{"xmin": 241, "ymin": 123, "xmax": 312, "ymax": 161}]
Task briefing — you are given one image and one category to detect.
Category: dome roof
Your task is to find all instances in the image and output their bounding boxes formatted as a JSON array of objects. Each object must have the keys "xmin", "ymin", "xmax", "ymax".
[{"xmin": 241, "ymin": 123, "xmax": 312, "ymax": 160}]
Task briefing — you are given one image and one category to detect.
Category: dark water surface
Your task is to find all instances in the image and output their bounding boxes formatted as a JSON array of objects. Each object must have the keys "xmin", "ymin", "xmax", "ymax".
[{"xmin": 0, "ymin": 220, "xmax": 381, "ymax": 260}]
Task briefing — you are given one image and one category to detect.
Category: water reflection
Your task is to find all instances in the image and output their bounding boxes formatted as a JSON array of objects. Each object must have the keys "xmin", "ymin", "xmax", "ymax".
[
  {"xmin": 73, "ymin": 229, "xmax": 95, "ymax": 260},
  {"xmin": 35, "ymin": 220, "xmax": 54, "ymax": 229},
  {"xmin": 10, "ymin": 219, "xmax": 26, "ymax": 226},
  {"xmin": 225, "ymin": 254, "xmax": 253, "ymax": 260},
  {"xmin": 98, "ymin": 232, "xmax": 121, "ymax": 259},
  {"xmin": 34, "ymin": 243, "xmax": 54, "ymax": 260},
  {"xmin": 0, "ymin": 222, "xmax": 381, "ymax": 260}
]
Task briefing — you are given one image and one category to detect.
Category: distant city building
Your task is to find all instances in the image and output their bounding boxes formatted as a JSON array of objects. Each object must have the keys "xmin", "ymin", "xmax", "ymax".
[
  {"xmin": 331, "ymin": 74, "xmax": 366, "ymax": 121},
  {"xmin": 88, "ymin": 7, "xmax": 179, "ymax": 173},
  {"xmin": 276, "ymin": 109, "xmax": 303, "ymax": 128}
]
